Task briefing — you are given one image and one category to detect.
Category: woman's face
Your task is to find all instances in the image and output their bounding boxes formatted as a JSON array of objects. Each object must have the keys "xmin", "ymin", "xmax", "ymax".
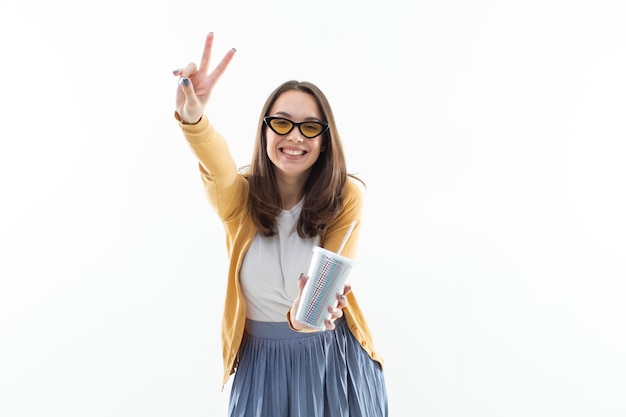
[{"xmin": 265, "ymin": 90, "xmax": 325, "ymax": 181}]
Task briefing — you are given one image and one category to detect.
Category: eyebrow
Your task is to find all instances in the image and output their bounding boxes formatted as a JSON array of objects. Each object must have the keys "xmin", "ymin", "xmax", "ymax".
[{"xmin": 273, "ymin": 111, "xmax": 322, "ymax": 122}]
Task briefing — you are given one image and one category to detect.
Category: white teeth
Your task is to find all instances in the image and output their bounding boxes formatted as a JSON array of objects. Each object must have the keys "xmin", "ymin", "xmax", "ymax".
[{"xmin": 282, "ymin": 148, "xmax": 305, "ymax": 156}]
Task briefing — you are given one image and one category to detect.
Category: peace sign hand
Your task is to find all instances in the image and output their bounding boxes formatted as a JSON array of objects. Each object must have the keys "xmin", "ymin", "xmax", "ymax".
[{"xmin": 173, "ymin": 32, "xmax": 236, "ymax": 124}]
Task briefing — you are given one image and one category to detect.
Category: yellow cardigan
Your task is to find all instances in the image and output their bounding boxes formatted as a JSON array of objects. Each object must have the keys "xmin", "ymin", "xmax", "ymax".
[{"xmin": 178, "ymin": 114, "xmax": 384, "ymax": 388}]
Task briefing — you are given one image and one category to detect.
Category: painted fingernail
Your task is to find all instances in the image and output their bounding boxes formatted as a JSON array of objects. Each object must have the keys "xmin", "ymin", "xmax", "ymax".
[
  {"xmin": 173, "ymin": 69, "xmax": 180, "ymax": 75},
  {"xmin": 182, "ymin": 78, "xmax": 190, "ymax": 87},
  {"xmin": 299, "ymin": 273, "xmax": 304, "ymax": 280}
]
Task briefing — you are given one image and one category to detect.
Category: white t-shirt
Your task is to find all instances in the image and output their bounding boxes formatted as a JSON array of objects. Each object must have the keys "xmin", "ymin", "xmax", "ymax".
[{"xmin": 239, "ymin": 198, "xmax": 320, "ymax": 322}]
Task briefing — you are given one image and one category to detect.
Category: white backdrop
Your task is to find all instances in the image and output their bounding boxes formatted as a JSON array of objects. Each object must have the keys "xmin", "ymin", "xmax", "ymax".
[{"xmin": 1, "ymin": 0, "xmax": 625, "ymax": 416}]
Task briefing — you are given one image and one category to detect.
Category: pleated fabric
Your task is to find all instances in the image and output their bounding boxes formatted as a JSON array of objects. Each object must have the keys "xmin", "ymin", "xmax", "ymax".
[{"xmin": 228, "ymin": 318, "xmax": 388, "ymax": 417}]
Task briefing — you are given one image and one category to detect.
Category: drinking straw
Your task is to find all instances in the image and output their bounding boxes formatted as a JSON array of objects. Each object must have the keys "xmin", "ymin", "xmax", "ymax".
[{"xmin": 336, "ymin": 220, "xmax": 357, "ymax": 255}]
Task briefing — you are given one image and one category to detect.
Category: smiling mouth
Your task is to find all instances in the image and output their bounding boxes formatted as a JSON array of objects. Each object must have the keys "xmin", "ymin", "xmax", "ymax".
[{"xmin": 280, "ymin": 148, "xmax": 307, "ymax": 156}]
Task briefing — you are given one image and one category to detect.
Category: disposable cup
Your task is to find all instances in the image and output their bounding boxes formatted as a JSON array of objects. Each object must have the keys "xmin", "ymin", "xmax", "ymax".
[{"xmin": 295, "ymin": 246, "xmax": 354, "ymax": 330}]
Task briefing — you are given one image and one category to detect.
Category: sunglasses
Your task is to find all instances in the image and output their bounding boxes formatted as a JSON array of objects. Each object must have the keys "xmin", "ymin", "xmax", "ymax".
[{"xmin": 264, "ymin": 116, "xmax": 329, "ymax": 139}]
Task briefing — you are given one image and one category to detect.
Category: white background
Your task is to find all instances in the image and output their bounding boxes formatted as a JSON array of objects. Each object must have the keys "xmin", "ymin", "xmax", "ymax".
[{"xmin": 1, "ymin": 0, "xmax": 625, "ymax": 416}]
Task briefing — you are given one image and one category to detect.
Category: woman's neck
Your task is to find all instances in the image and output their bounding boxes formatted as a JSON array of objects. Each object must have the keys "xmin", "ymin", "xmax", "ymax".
[{"xmin": 276, "ymin": 174, "xmax": 307, "ymax": 210}]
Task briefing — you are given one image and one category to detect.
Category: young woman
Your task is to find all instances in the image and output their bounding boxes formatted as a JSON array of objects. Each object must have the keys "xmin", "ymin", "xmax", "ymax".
[{"xmin": 173, "ymin": 32, "xmax": 388, "ymax": 417}]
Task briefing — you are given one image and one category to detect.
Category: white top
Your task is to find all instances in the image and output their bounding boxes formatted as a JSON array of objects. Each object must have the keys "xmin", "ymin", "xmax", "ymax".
[{"xmin": 240, "ymin": 198, "xmax": 320, "ymax": 322}]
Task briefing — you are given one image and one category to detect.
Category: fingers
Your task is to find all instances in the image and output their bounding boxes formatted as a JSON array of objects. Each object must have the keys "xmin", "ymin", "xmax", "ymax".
[
  {"xmin": 323, "ymin": 288, "xmax": 350, "ymax": 330},
  {"xmin": 172, "ymin": 63, "xmax": 198, "ymax": 79},
  {"xmin": 199, "ymin": 32, "xmax": 236, "ymax": 80},
  {"xmin": 178, "ymin": 76, "xmax": 196, "ymax": 97},
  {"xmin": 182, "ymin": 62, "xmax": 198, "ymax": 78},
  {"xmin": 173, "ymin": 50, "xmax": 235, "ymax": 81},
  {"xmin": 298, "ymin": 274, "xmax": 309, "ymax": 294},
  {"xmin": 287, "ymin": 274, "xmax": 307, "ymax": 332},
  {"xmin": 292, "ymin": 274, "xmax": 349, "ymax": 332},
  {"xmin": 198, "ymin": 32, "xmax": 214, "ymax": 74},
  {"xmin": 335, "ymin": 294, "xmax": 347, "ymax": 310},
  {"xmin": 172, "ymin": 33, "xmax": 235, "ymax": 95},
  {"xmin": 177, "ymin": 77, "xmax": 203, "ymax": 124},
  {"xmin": 342, "ymin": 284, "xmax": 352, "ymax": 297},
  {"xmin": 329, "ymin": 294, "xmax": 345, "ymax": 319},
  {"xmin": 208, "ymin": 47, "xmax": 236, "ymax": 84},
  {"xmin": 324, "ymin": 318, "xmax": 336, "ymax": 331},
  {"xmin": 328, "ymin": 305, "xmax": 344, "ymax": 319}
]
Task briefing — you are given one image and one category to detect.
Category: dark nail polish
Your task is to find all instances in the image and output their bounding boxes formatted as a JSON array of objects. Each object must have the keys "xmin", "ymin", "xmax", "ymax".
[{"xmin": 182, "ymin": 78, "xmax": 190, "ymax": 87}]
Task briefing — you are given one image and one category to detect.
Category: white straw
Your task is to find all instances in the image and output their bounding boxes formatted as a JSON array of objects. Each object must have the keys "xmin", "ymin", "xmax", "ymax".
[{"xmin": 336, "ymin": 220, "xmax": 357, "ymax": 255}]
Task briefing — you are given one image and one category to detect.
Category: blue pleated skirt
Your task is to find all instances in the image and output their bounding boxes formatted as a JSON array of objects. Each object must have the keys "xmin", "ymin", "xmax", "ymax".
[{"xmin": 228, "ymin": 318, "xmax": 388, "ymax": 417}]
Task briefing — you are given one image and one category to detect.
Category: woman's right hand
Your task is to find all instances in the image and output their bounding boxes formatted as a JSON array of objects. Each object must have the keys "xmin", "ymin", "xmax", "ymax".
[
  {"xmin": 173, "ymin": 32, "xmax": 236, "ymax": 124},
  {"xmin": 289, "ymin": 274, "xmax": 352, "ymax": 332}
]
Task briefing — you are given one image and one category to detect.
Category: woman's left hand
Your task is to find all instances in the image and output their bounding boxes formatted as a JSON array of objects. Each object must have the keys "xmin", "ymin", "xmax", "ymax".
[{"xmin": 289, "ymin": 274, "xmax": 352, "ymax": 331}]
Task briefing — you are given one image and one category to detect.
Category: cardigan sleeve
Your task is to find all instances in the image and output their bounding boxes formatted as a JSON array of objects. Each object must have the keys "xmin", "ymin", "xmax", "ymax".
[
  {"xmin": 321, "ymin": 179, "xmax": 364, "ymax": 260},
  {"xmin": 176, "ymin": 113, "xmax": 249, "ymax": 222}
]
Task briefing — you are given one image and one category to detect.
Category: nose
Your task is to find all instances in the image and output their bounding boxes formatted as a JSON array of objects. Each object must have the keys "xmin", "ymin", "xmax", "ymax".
[{"xmin": 286, "ymin": 129, "xmax": 304, "ymax": 143}]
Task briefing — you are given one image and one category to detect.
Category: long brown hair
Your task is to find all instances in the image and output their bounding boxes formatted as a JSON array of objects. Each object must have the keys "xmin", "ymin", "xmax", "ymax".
[{"xmin": 244, "ymin": 80, "xmax": 363, "ymax": 238}]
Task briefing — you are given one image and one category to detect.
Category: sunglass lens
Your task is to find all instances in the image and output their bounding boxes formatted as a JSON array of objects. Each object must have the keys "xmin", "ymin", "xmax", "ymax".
[
  {"xmin": 269, "ymin": 118, "xmax": 293, "ymax": 134},
  {"xmin": 300, "ymin": 122, "xmax": 323, "ymax": 138}
]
